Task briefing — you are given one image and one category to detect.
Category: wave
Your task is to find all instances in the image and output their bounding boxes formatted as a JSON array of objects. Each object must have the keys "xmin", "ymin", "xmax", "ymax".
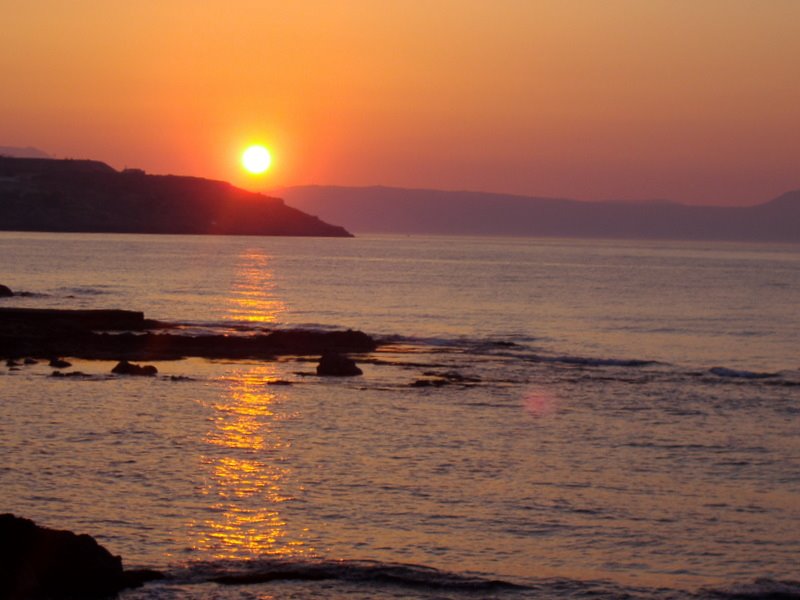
[
  {"xmin": 709, "ymin": 367, "xmax": 779, "ymax": 380},
  {"xmin": 383, "ymin": 334, "xmax": 799, "ymax": 385},
  {"xmin": 381, "ymin": 332, "xmax": 537, "ymax": 349},
  {"xmin": 378, "ymin": 333, "xmax": 662, "ymax": 368},
  {"xmin": 135, "ymin": 558, "xmax": 800, "ymax": 600},
  {"xmin": 701, "ymin": 578, "xmax": 800, "ymax": 599},
  {"xmin": 529, "ymin": 354, "xmax": 658, "ymax": 368},
  {"xmin": 59, "ymin": 286, "xmax": 113, "ymax": 296},
  {"xmin": 171, "ymin": 320, "xmax": 356, "ymax": 337},
  {"xmin": 1, "ymin": 290, "xmax": 50, "ymax": 298},
  {"xmin": 168, "ymin": 558, "xmax": 528, "ymax": 593}
]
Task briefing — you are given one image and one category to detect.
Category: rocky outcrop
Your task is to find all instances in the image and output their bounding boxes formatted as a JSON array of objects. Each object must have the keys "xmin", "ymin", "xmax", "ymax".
[
  {"xmin": 316, "ymin": 351, "xmax": 363, "ymax": 376},
  {"xmin": 0, "ymin": 308, "xmax": 150, "ymax": 333},
  {"xmin": 0, "ymin": 284, "xmax": 12, "ymax": 297},
  {"xmin": 0, "ymin": 513, "xmax": 150, "ymax": 599},
  {"xmin": 0, "ymin": 156, "xmax": 352, "ymax": 237},
  {"xmin": 0, "ymin": 307, "xmax": 378, "ymax": 360},
  {"xmin": 48, "ymin": 358, "xmax": 72, "ymax": 368},
  {"xmin": 111, "ymin": 360, "xmax": 158, "ymax": 376}
]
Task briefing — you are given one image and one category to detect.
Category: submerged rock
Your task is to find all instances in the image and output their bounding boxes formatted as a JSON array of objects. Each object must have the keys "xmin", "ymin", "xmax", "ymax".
[
  {"xmin": 111, "ymin": 360, "xmax": 158, "ymax": 376},
  {"xmin": 0, "ymin": 284, "xmax": 12, "ymax": 297},
  {"xmin": 411, "ymin": 378, "xmax": 449, "ymax": 387},
  {"xmin": 50, "ymin": 370, "xmax": 89, "ymax": 378},
  {"xmin": 48, "ymin": 358, "xmax": 72, "ymax": 368},
  {"xmin": 316, "ymin": 352, "xmax": 363, "ymax": 376},
  {"xmin": 422, "ymin": 370, "xmax": 481, "ymax": 383}
]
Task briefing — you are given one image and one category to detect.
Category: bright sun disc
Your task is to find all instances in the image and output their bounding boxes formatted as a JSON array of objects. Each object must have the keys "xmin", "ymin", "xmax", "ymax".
[{"xmin": 242, "ymin": 145, "xmax": 272, "ymax": 174}]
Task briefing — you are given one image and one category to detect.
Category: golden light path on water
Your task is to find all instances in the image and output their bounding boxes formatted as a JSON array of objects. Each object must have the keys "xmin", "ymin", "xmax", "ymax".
[
  {"xmin": 226, "ymin": 249, "xmax": 285, "ymax": 325},
  {"xmin": 189, "ymin": 248, "xmax": 309, "ymax": 559}
]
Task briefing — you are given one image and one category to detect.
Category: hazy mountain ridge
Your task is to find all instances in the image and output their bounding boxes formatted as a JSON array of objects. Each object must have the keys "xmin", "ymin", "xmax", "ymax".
[
  {"xmin": 0, "ymin": 157, "xmax": 352, "ymax": 237},
  {"xmin": 276, "ymin": 185, "xmax": 800, "ymax": 242},
  {"xmin": 0, "ymin": 146, "xmax": 51, "ymax": 158}
]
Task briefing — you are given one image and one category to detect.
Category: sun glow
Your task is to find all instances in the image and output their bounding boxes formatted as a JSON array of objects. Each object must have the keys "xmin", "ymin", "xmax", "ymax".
[{"xmin": 241, "ymin": 145, "xmax": 272, "ymax": 174}]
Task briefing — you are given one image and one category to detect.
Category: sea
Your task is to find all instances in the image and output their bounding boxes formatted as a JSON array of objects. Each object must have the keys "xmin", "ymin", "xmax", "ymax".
[{"xmin": 1, "ymin": 231, "xmax": 799, "ymax": 600}]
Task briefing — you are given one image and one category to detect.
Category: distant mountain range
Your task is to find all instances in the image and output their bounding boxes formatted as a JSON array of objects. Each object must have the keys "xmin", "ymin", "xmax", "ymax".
[
  {"xmin": 276, "ymin": 185, "xmax": 800, "ymax": 242},
  {"xmin": 0, "ymin": 146, "xmax": 51, "ymax": 159},
  {"xmin": 0, "ymin": 157, "xmax": 351, "ymax": 237},
  {"xmin": 2, "ymin": 151, "xmax": 796, "ymax": 241}
]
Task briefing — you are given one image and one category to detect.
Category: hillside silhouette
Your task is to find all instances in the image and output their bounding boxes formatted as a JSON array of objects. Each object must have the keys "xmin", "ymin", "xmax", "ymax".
[{"xmin": 0, "ymin": 157, "xmax": 351, "ymax": 237}]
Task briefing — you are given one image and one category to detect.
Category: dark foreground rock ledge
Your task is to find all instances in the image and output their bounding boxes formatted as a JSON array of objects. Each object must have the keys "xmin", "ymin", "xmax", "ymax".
[
  {"xmin": 0, "ymin": 514, "xmax": 162, "ymax": 599},
  {"xmin": 0, "ymin": 307, "xmax": 378, "ymax": 360}
]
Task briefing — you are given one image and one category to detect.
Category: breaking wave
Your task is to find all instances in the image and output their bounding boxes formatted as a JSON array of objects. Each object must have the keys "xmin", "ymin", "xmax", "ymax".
[{"xmin": 167, "ymin": 558, "xmax": 529, "ymax": 593}]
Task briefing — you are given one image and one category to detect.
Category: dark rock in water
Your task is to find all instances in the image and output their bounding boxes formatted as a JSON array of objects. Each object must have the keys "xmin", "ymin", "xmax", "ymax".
[
  {"xmin": 48, "ymin": 358, "xmax": 71, "ymax": 368},
  {"xmin": 5, "ymin": 358, "xmax": 21, "ymax": 367},
  {"xmin": 423, "ymin": 370, "xmax": 481, "ymax": 383},
  {"xmin": 267, "ymin": 379, "xmax": 294, "ymax": 386},
  {"xmin": 413, "ymin": 371, "xmax": 481, "ymax": 388},
  {"xmin": 50, "ymin": 370, "xmax": 89, "ymax": 378},
  {"xmin": 111, "ymin": 360, "xmax": 158, "ymax": 376},
  {"xmin": 0, "ymin": 307, "xmax": 148, "ymax": 334},
  {"xmin": 411, "ymin": 378, "xmax": 449, "ymax": 387},
  {"xmin": 316, "ymin": 352, "xmax": 363, "ymax": 376},
  {"xmin": 169, "ymin": 375, "xmax": 194, "ymax": 382},
  {"xmin": 121, "ymin": 568, "xmax": 164, "ymax": 588},
  {"xmin": 0, "ymin": 513, "xmax": 124, "ymax": 599},
  {"xmin": 23, "ymin": 357, "xmax": 37, "ymax": 365},
  {"xmin": 0, "ymin": 284, "xmax": 12, "ymax": 297},
  {"xmin": 0, "ymin": 308, "xmax": 378, "ymax": 361}
]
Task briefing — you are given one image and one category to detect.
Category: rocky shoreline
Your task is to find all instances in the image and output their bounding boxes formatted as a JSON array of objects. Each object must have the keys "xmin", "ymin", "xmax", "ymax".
[
  {"xmin": 0, "ymin": 514, "xmax": 162, "ymax": 599},
  {"xmin": 0, "ymin": 307, "xmax": 377, "ymax": 361}
]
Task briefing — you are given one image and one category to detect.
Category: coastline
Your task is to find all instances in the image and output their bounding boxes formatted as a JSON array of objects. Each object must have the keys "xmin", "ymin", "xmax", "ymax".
[{"xmin": 0, "ymin": 307, "xmax": 377, "ymax": 361}]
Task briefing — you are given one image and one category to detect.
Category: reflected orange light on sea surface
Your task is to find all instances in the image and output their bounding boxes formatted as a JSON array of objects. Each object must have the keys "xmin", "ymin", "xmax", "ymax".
[
  {"xmin": 190, "ymin": 252, "xmax": 307, "ymax": 558},
  {"xmin": 227, "ymin": 249, "xmax": 285, "ymax": 326},
  {"xmin": 191, "ymin": 366, "xmax": 311, "ymax": 558}
]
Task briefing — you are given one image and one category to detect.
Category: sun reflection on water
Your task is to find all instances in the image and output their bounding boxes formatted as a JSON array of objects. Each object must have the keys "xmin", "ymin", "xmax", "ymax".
[
  {"xmin": 192, "ymin": 366, "xmax": 311, "ymax": 558},
  {"xmin": 190, "ymin": 249, "xmax": 309, "ymax": 559},
  {"xmin": 227, "ymin": 249, "xmax": 285, "ymax": 325}
]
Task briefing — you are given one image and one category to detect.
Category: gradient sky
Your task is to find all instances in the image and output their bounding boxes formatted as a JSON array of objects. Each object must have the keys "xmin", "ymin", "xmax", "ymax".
[{"xmin": 2, "ymin": 0, "xmax": 798, "ymax": 205}]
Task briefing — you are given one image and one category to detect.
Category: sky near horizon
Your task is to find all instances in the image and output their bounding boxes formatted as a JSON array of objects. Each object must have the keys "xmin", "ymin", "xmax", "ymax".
[{"xmin": 1, "ymin": 1, "xmax": 798, "ymax": 205}]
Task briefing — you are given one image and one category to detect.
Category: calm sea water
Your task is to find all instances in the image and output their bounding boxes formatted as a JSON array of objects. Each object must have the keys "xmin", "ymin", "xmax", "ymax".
[{"xmin": 1, "ymin": 232, "xmax": 799, "ymax": 599}]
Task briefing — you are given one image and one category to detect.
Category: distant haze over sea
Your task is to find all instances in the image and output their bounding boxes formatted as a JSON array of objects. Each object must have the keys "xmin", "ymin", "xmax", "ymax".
[{"xmin": 276, "ymin": 185, "xmax": 800, "ymax": 242}]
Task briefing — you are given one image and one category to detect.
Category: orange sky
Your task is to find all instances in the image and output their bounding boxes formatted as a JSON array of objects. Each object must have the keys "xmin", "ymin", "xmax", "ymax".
[{"xmin": 1, "ymin": 1, "xmax": 798, "ymax": 205}]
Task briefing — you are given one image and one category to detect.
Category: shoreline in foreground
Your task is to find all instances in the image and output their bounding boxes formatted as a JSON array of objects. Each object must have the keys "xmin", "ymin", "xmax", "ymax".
[{"xmin": 0, "ymin": 307, "xmax": 377, "ymax": 361}]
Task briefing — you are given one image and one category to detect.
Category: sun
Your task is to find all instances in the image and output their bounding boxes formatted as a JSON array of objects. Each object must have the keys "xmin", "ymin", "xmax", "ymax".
[{"xmin": 241, "ymin": 145, "xmax": 272, "ymax": 174}]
